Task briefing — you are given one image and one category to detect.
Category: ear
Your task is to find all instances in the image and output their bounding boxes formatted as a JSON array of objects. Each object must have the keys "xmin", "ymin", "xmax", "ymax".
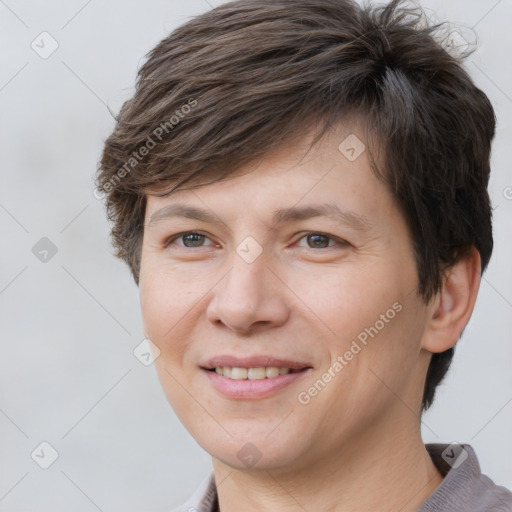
[{"xmin": 421, "ymin": 247, "xmax": 482, "ymax": 353}]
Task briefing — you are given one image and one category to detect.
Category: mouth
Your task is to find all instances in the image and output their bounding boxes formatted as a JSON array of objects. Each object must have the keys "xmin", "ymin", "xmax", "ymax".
[
  {"xmin": 205, "ymin": 366, "xmax": 308, "ymax": 380},
  {"xmin": 200, "ymin": 356, "xmax": 313, "ymax": 399}
]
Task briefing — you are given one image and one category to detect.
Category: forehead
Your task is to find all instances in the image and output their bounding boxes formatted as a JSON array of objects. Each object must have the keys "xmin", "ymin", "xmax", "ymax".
[{"xmin": 143, "ymin": 125, "xmax": 396, "ymax": 236}]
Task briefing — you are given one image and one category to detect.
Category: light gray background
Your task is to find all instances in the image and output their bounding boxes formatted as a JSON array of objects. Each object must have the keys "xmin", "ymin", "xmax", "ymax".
[{"xmin": 0, "ymin": 0, "xmax": 511, "ymax": 510}]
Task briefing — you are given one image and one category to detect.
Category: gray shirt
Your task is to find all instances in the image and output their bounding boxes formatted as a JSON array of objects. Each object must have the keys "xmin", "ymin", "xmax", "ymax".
[{"xmin": 172, "ymin": 443, "xmax": 512, "ymax": 511}]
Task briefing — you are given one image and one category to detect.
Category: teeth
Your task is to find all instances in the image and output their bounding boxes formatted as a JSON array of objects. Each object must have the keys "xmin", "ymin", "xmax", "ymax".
[
  {"xmin": 231, "ymin": 367, "xmax": 248, "ymax": 380},
  {"xmin": 266, "ymin": 366, "xmax": 280, "ymax": 378},
  {"xmin": 247, "ymin": 367, "xmax": 266, "ymax": 380},
  {"xmin": 213, "ymin": 366, "xmax": 295, "ymax": 380}
]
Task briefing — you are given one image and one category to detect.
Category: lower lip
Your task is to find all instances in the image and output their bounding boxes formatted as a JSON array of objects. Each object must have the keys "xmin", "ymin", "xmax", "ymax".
[{"xmin": 202, "ymin": 368, "xmax": 312, "ymax": 400}]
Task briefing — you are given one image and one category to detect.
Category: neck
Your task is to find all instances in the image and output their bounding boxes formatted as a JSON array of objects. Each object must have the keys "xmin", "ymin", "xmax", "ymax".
[{"xmin": 212, "ymin": 421, "xmax": 443, "ymax": 512}]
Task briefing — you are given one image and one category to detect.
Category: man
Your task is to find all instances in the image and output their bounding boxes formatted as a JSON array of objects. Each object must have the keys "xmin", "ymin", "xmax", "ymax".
[{"xmin": 97, "ymin": 0, "xmax": 512, "ymax": 510}]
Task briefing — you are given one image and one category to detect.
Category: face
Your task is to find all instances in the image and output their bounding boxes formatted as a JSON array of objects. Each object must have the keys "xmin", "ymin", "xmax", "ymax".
[{"xmin": 139, "ymin": 127, "xmax": 433, "ymax": 473}]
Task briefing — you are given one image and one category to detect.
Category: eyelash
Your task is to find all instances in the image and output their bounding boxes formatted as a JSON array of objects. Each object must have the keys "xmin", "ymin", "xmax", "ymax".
[{"xmin": 164, "ymin": 231, "xmax": 348, "ymax": 250}]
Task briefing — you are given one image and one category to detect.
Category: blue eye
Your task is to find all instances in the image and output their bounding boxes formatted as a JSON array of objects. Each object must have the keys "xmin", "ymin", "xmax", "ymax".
[
  {"xmin": 167, "ymin": 231, "xmax": 213, "ymax": 248},
  {"xmin": 302, "ymin": 233, "xmax": 332, "ymax": 248},
  {"xmin": 297, "ymin": 233, "xmax": 344, "ymax": 249},
  {"xmin": 164, "ymin": 231, "xmax": 347, "ymax": 251}
]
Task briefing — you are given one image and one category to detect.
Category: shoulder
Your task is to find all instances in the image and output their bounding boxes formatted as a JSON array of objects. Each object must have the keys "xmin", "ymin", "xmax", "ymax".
[
  {"xmin": 420, "ymin": 443, "xmax": 512, "ymax": 512},
  {"xmin": 169, "ymin": 473, "xmax": 217, "ymax": 512},
  {"xmin": 476, "ymin": 474, "xmax": 512, "ymax": 512}
]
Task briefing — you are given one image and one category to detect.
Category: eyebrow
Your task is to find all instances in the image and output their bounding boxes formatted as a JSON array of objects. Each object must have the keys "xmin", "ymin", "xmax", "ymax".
[{"xmin": 147, "ymin": 203, "xmax": 373, "ymax": 232}]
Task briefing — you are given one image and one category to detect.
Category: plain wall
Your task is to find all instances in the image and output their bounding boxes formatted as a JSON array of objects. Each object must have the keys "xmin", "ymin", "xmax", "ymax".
[{"xmin": 0, "ymin": 0, "xmax": 511, "ymax": 510}]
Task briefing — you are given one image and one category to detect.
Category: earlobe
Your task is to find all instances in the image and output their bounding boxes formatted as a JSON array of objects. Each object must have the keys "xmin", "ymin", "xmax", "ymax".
[{"xmin": 422, "ymin": 248, "xmax": 481, "ymax": 353}]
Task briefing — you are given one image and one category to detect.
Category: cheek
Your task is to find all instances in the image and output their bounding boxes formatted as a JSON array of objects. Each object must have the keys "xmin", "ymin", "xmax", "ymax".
[
  {"xmin": 287, "ymin": 260, "xmax": 403, "ymax": 343},
  {"xmin": 139, "ymin": 270, "xmax": 198, "ymax": 415},
  {"xmin": 139, "ymin": 259, "xmax": 225, "ymax": 374},
  {"xmin": 292, "ymin": 258, "xmax": 422, "ymax": 393},
  {"xmin": 139, "ymin": 266, "xmax": 192, "ymax": 360}
]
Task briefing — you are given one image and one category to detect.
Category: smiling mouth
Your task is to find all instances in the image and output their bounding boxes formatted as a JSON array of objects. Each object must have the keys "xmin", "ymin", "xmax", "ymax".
[{"xmin": 206, "ymin": 366, "xmax": 310, "ymax": 380}]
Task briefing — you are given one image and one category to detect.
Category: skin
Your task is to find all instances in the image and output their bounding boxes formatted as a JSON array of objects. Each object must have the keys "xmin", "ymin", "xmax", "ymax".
[{"xmin": 138, "ymin": 125, "xmax": 481, "ymax": 512}]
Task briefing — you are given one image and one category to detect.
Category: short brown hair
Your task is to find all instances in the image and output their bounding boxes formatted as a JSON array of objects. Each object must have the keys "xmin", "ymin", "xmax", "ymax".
[{"xmin": 97, "ymin": 0, "xmax": 495, "ymax": 411}]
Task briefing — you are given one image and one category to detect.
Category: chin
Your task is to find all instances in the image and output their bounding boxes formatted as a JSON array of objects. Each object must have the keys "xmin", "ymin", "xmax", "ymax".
[{"xmin": 199, "ymin": 432, "xmax": 307, "ymax": 472}]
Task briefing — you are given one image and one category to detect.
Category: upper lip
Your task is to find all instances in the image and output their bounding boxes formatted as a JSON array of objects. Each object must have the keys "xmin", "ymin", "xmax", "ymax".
[{"xmin": 201, "ymin": 356, "xmax": 312, "ymax": 370}]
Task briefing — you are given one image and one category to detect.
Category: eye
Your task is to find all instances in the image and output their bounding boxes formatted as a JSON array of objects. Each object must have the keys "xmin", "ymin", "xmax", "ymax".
[
  {"xmin": 296, "ymin": 232, "xmax": 347, "ymax": 249},
  {"xmin": 165, "ymin": 231, "xmax": 215, "ymax": 248}
]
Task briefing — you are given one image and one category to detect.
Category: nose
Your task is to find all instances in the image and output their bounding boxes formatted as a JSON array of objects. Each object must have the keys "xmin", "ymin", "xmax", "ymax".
[{"xmin": 205, "ymin": 251, "xmax": 290, "ymax": 335}]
